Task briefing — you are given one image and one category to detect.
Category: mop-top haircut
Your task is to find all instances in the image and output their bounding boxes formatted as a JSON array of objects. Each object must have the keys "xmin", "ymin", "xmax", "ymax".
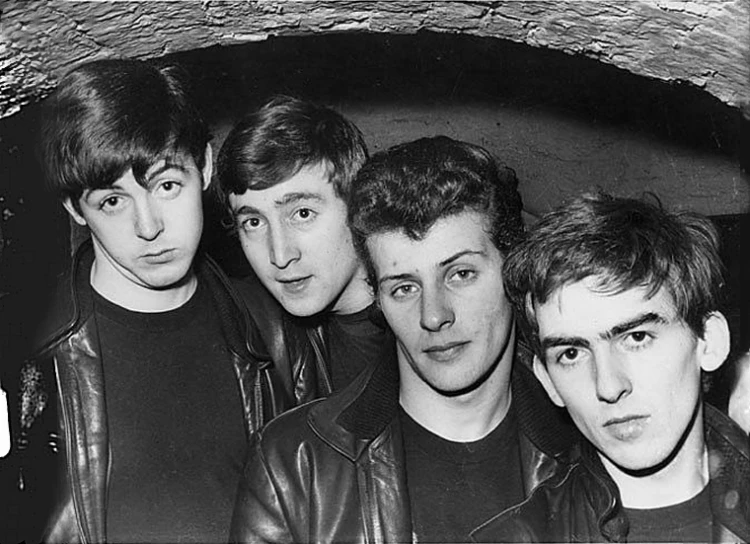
[
  {"xmin": 217, "ymin": 95, "xmax": 368, "ymax": 204},
  {"xmin": 503, "ymin": 192, "xmax": 725, "ymax": 357},
  {"xmin": 41, "ymin": 59, "xmax": 210, "ymax": 208}
]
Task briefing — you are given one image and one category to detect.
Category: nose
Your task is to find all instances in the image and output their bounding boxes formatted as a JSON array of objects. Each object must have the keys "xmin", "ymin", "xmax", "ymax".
[
  {"xmin": 420, "ymin": 285, "xmax": 455, "ymax": 332},
  {"xmin": 594, "ymin": 352, "xmax": 632, "ymax": 404},
  {"xmin": 134, "ymin": 197, "xmax": 164, "ymax": 241},
  {"xmin": 268, "ymin": 225, "xmax": 301, "ymax": 269}
]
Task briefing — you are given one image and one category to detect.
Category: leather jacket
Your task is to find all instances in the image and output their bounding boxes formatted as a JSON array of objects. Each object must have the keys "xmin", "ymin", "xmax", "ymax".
[
  {"xmin": 472, "ymin": 403, "xmax": 750, "ymax": 543},
  {"xmin": 12, "ymin": 240, "xmax": 316, "ymax": 544},
  {"xmin": 230, "ymin": 343, "xmax": 578, "ymax": 543}
]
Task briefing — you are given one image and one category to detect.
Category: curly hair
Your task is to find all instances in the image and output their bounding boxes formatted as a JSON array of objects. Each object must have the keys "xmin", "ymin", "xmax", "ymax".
[{"xmin": 348, "ymin": 135, "xmax": 524, "ymax": 289}]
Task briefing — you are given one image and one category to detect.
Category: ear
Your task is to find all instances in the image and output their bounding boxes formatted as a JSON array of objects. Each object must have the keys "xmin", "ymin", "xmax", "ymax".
[
  {"xmin": 533, "ymin": 355, "xmax": 566, "ymax": 408},
  {"xmin": 201, "ymin": 143, "xmax": 213, "ymax": 191},
  {"xmin": 697, "ymin": 311, "xmax": 731, "ymax": 372},
  {"xmin": 62, "ymin": 198, "xmax": 87, "ymax": 227}
]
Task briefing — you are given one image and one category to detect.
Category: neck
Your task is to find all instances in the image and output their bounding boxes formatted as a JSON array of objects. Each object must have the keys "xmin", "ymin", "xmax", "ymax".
[
  {"xmin": 399, "ymin": 345, "xmax": 514, "ymax": 442},
  {"xmin": 90, "ymin": 260, "xmax": 198, "ymax": 313},
  {"xmin": 331, "ymin": 264, "xmax": 373, "ymax": 315},
  {"xmin": 603, "ymin": 405, "xmax": 708, "ymax": 509}
]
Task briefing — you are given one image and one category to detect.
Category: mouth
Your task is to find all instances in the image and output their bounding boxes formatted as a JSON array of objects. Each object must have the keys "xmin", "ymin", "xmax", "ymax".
[
  {"xmin": 142, "ymin": 249, "xmax": 175, "ymax": 263},
  {"xmin": 603, "ymin": 415, "xmax": 650, "ymax": 441},
  {"xmin": 422, "ymin": 341, "xmax": 469, "ymax": 362},
  {"xmin": 276, "ymin": 275, "xmax": 312, "ymax": 294}
]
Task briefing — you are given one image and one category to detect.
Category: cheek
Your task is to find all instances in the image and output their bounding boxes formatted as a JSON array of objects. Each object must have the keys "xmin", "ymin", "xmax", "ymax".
[
  {"xmin": 380, "ymin": 301, "xmax": 417, "ymax": 344},
  {"xmin": 471, "ymin": 293, "xmax": 512, "ymax": 338},
  {"xmin": 239, "ymin": 236, "xmax": 268, "ymax": 268}
]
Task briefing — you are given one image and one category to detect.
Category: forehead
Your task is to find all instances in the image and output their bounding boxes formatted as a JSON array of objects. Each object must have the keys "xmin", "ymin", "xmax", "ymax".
[
  {"xmin": 536, "ymin": 278, "xmax": 678, "ymax": 337},
  {"xmin": 228, "ymin": 162, "xmax": 335, "ymax": 212},
  {"xmin": 84, "ymin": 151, "xmax": 199, "ymax": 194},
  {"xmin": 367, "ymin": 211, "xmax": 499, "ymax": 277}
]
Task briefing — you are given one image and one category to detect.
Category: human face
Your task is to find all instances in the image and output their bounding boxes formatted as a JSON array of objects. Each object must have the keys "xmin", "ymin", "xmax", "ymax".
[
  {"xmin": 229, "ymin": 162, "xmax": 369, "ymax": 317},
  {"xmin": 369, "ymin": 210, "xmax": 515, "ymax": 397},
  {"xmin": 533, "ymin": 278, "xmax": 729, "ymax": 473},
  {"xmin": 64, "ymin": 148, "xmax": 211, "ymax": 303}
]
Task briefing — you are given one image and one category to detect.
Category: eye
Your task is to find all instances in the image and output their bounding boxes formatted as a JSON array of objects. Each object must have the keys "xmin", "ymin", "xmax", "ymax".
[
  {"xmin": 240, "ymin": 216, "xmax": 264, "ymax": 232},
  {"xmin": 556, "ymin": 347, "xmax": 582, "ymax": 366},
  {"xmin": 293, "ymin": 208, "xmax": 316, "ymax": 222},
  {"xmin": 99, "ymin": 195, "xmax": 123, "ymax": 211},
  {"xmin": 623, "ymin": 330, "xmax": 653, "ymax": 350},
  {"xmin": 451, "ymin": 268, "xmax": 477, "ymax": 282},
  {"xmin": 390, "ymin": 283, "xmax": 419, "ymax": 300},
  {"xmin": 156, "ymin": 180, "xmax": 182, "ymax": 198}
]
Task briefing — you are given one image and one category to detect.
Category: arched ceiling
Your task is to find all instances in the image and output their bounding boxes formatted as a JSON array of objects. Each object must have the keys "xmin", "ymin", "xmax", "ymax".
[{"xmin": 1, "ymin": 0, "xmax": 748, "ymax": 119}]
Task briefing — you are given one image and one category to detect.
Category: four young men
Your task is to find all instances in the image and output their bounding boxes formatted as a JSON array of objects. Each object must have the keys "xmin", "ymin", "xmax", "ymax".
[{"xmin": 8, "ymin": 56, "xmax": 749, "ymax": 543}]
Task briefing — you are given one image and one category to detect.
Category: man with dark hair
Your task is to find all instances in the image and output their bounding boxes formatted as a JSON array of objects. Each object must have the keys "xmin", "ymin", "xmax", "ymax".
[
  {"xmin": 217, "ymin": 96, "xmax": 392, "ymax": 397},
  {"xmin": 230, "ymin": 136, "xmax": 574, "ymax": 543},
  {"xmin": 11, "ymin": 59, "xmax": 289, "ymax": 543},
  {"xmin": 474, "ymin": 193, "xmax": 750, "ymax": 542}
]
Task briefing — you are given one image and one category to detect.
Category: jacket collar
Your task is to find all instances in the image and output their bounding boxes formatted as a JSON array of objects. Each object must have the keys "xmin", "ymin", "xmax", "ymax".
[
  {"xmin": 307, "ymin": 335, "xmax": 400, "ymax": 461},
  {"xmin": 704, "ymin": 403, "xmax": 750, "ymax": 542},
  {"xmin": 307, "ymin": 340, "xmax": 577, "ymax": 462},
  {"xmin": 31, "ymin": 239, "xmax": 94, "ymax": 357}
]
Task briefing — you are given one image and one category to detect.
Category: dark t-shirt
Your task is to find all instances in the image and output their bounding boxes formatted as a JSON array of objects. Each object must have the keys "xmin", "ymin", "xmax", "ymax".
[
  {"xmin": 95, "ymin": 282, "xmax": 246, "ymax": 543},
  {"xmin": 325, "ymin": 304, "xmax": 391, "ymax": 391},
  {"xmin": 624, "ymin": 484, "xmax": 713, "ymax": 543},
  {"xmin": 400, "ymin": 404, "xmax": 524, "ymax": 543}
]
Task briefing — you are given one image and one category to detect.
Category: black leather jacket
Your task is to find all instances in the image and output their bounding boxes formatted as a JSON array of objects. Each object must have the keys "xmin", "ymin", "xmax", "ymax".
[
  {"xmin": 11, "ymin": 240, "xmax": 317, "ymax": 544},
  {"xmin": 472, "ymin": 403, "xmax": 750, "ymax": 543},
  {"xmin": 230, "ymin": 343, "xmax": 577, "ymax": 543}
]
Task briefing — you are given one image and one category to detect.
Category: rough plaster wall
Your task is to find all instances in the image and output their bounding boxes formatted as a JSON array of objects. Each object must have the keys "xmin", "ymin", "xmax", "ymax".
[
  {"xmin": 354, "ymin": 105, "xmax": 746, "ymax": 218},
  {"xmin": 209, "ymin": 101, "xmax": 745, "ymax": 218},
  {"xmin": 1, "ymin": 0, "xmax": 748, "ymax": 119}
]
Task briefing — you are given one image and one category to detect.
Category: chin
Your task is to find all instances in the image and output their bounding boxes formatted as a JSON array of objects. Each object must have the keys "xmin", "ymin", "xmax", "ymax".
[
  {"xmin": 279, "ymin": 298, "xmax": 326, "ymax": 318},
  {"xmin": 139, "ymin": 267, "xmax": 193, "ymax": 290},
  {"xmin": 604, "ymin": 448, "xmax": 672, "ymax": 475},
  {"xmin": 426, "ymin": 373, "xmax": 487, "ymax": 398}
]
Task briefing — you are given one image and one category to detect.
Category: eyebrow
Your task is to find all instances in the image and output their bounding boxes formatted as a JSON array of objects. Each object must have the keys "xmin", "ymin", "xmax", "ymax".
[
  {"xmin": 143, "ymin": 160, "xmax": 191, "ymax": 185},
  {"xmin": 232, "ymin": 192, "xmax": 325, "ymax": 217},
  {"xmin": 275, "ymin": 191, "xmax": 325, "ymax": 207},
  {"xmin": 540, "ymin": 312, "xmax": 668, "ymax": 352},
  {"xmin": 603, "ymin": 312, "xmax": 667, "ymax": 340},
  {"xmin": 377, "ymin": 249, "xmax": 486, "ymax": 287}
]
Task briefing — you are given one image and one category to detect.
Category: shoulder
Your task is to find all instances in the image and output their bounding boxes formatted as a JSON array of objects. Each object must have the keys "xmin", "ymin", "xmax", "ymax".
[
  {"xmin": 705, "ymin": 403, "xmax": 750, "ymax": 461},
  {"xmin": 228, "ymin": 272, "xmax": 288, "ymax": 340},
  {"xmin": 472, "ymin": 461, "xmax": 586, "ymax": 543},
  {"xmin": 229, "ymin": 270, "xmax": 282, "ymax": 316},
  {"xmin": 252, "ymin": 399, "xmax": 326, "ymax": 458}
]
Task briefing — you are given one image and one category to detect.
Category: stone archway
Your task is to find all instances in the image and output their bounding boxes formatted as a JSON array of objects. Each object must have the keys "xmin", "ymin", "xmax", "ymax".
[{"xmin": 1, "ymin": 0, "xmax": 748, "ymax": 119}]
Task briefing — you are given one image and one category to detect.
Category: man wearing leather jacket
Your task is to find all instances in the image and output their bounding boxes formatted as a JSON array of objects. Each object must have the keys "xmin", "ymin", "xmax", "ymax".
[
  {"xmin": 217, "ymin": 96, "xmax": 392, "ymax": 399},
  {"xmin": 477, "ymin": 193, "xmax": 750, "ymax": 542},
  {"xmin": 229, "ymin": 136, "xmax": 576, "ymax": 543},
  {"xmin": 9, "ymin": 59, "xmax": 296, "ymax": 544}
]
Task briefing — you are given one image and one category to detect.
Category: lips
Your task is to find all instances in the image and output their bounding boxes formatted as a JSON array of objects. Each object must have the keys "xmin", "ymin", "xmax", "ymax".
[
  {"xmin": 142, "ymin": 249, "xmax": 175, "ymax": 264},
  {"xmin": 422, "ymin": 341, "xmax": 469, "ymax": 362},
  {"xmin": 603, "ymin": 415, "xmax": 649, "ymax": 441},
  {"xmin": 276, "ymin": 275, "xmax": 312, "ymax": 294}
]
